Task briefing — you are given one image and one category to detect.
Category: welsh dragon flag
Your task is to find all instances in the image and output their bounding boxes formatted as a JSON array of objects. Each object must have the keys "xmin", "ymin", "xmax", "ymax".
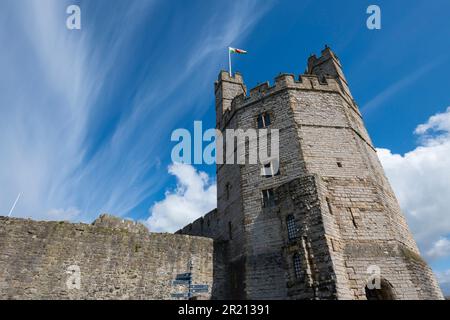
[{"xmin": 229, "ymin": 47, "xmax": 247, "ymax": 54}]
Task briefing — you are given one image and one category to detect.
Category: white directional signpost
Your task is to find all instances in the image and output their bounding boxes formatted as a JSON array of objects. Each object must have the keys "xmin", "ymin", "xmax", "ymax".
[
  {"xmin": 171, "ymin": 260, "xmax": 209, "ymax": 299},
  {"xmin": 190, "ymin": 284, "xmax": 209, "ymax": 294},
  {"xmin": 172, "ymin": 279, "xmax": 190, "ymax": 286},
  {"xmin": 171, "ymin": 292, "xmax": 189, "ymax": 299}
]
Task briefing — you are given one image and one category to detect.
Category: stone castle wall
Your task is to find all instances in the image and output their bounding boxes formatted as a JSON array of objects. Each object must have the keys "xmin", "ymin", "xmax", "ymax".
[
  {"xmin": 180, "ymin": 47, "xmax": 444, "ymax": 300},
  {"xmin": 0, "ymin": 215, "xmax": 214, "ymax": 300}
]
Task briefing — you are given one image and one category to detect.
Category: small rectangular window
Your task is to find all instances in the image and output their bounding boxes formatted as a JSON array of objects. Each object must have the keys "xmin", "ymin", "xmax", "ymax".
[
  {"xmin": 286, "ymin": 215, "xmax": 298, "ymax": 241},
  {"xmin": 261, "ymin": 159, "xmax": 280, "ymax": 177},
  {"xmin": 228, "ymin": 221, "xmax": 233, "ymax": 240},
  {"xmin": 225, "ymin": 183, "xmax": 231, "ymax": 200},
  {"xmin": 257, "ymin": 115, "xmax": 264, "ymax": 129},
  {"xmin": 293, "ymin": 254, "xmax": 302, "ymax": 278},
  {"xmin": 257, "ymin": 112, "xmax": 271, "ymax": 128},
  {"xmin": 262, "ymin": 189, "xmax": 275, "ymax": 208},
  {"xmin": 264, "ymin": 113, "xmax": 271, "ymax": 127}
]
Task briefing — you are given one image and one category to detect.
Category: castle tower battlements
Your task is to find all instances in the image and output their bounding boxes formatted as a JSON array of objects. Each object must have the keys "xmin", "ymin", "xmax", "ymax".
[{"xmin": 179, "ymin": 46, "xmax": 444, "ymax": 300}]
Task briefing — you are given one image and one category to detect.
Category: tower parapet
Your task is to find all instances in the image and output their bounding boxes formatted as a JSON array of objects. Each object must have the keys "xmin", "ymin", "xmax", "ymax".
[
  {"xmin": 307, "ymin": 45, "xmax": 353, "ymax": 101},
  {"xmin": 215, "ymin": 71, "xmax": 246, "ymax": 129},
  {"xmin": 180, "ymin": 46, "xmax": 444, "ymax": 300},
  {"xmin": 216, "ymin": 52, "xmax": 363, "ymax": 131}
]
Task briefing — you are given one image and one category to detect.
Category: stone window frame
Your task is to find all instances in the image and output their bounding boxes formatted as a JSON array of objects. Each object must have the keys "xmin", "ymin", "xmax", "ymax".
[
  {"xmin": 261, "ymin": 158, "xmax": 280, "ymax": 177},
  {"xmin": 293, "ymin": 253, "xmax": 302, "ymax": 279},
  {"xmin": 225, "ymin": 183, "xmax": 231, "ymax": 200},
  {"xmin": 228, "ymin": 221, "xmax": 233, "ymax": 240},
  {"xmin": 261, "ymin": 188, "xmax": 275, "ymax": 208},
  {"xmin": 256, "ymin": 111, "xmax": 273, "ymax": 129},
  {"xmin": 286, "ymin": 214, "xmax": 299, "ymax": 241}
]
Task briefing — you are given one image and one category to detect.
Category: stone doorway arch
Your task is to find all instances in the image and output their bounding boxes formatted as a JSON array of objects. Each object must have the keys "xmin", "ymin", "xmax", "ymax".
[{"xmin": 365, "ymin": 278, "xmax": 396, "ymax": 300}]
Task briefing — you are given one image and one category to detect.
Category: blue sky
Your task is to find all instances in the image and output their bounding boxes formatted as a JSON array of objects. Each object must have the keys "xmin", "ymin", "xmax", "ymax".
[{"xmin": 1, "ymin": 0, "xmax": 450, "ymax": 294}]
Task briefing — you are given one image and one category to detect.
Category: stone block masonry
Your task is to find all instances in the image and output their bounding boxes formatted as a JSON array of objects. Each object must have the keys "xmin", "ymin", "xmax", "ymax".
[
  {"xmin": 179, "ymin": 46, "xmax": 444, "ymax": 300},
  {"xmin": 0, "ymin": 215, "xmax": 214, "ymax": 300}
]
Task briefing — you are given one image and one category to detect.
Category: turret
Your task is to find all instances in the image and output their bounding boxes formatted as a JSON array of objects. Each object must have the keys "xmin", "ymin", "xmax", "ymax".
[
  {"xmin": 214, "ymin": 71, "xmax": 246, "ymax": 129},
  {"xmin": 307, "ymin": 46, "xmax": 353, "ymax": 100}
]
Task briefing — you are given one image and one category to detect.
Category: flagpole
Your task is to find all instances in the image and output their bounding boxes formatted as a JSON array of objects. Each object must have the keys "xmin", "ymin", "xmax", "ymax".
[
  {"xmin": 8, "ymin": 192, "xmax": 21, "ymax": 217},
  {"xmin": 228, "ymin": 48, "xmax": 232, "ymax": 77}
]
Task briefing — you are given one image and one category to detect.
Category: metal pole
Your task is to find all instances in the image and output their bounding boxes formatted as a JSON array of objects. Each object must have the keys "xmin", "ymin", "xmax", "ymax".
[
  {"xmin": 228, "ymin": 49, "xmax": 232, "ymax": 77},
  {"xmin": 8, "ymin": 192, "xmax": 22, "ymax": 217}
]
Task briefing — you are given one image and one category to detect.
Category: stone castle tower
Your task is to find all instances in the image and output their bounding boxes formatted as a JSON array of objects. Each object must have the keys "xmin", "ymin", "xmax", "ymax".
[
  {"xmin": 178, "ymin": 46, "xmax": 444, "ymax": 300},
  {"xmin": 0, "ymin": 47, "xmax": 444, "ymax": 300}
]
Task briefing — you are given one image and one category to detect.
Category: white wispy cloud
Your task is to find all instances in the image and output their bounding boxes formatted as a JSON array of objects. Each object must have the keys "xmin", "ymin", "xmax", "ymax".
[
  {"xmin": 0, "ymin": 0, "xmax": 272, "ymax": 222},
  {"xmin": 146, "ymin": 163, "xmax": 216, "ymax": 233},
  {"xmin": 47, "ymin": 207, "xmax": 81, "ymax": 221},
  {"xmin": 436, "ymin": 269, "xmax": 450, "ymax": 297},
  {"xmin": 427, "ymin": 238, "xmax": 450, "ymax": 259},
  {"xmin": 377, "ymin": 107, "xmax": 450, "ymax": 258},
  {"xmin": 415, "ymin": 106, "xmax": 450, "ymax": 136},
  {"xmin": 362, "ymin": 60, "xmax": 443, "ymax": 114}
]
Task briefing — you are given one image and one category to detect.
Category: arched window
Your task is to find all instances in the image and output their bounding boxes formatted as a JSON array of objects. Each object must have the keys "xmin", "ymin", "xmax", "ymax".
[
  {"xmin": 293, "ymin": 253, "xmax": 302, "ymax": 278},
  {"xmin": 286, "ymin": 215, "xmax": 298, "ymax": 241},
  {"xmin": 365, "ymin": 278, "xmax": 396, "ymax": 300}
]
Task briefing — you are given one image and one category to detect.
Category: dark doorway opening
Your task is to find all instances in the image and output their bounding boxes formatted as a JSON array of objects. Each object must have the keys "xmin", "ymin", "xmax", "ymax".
[{"xmin": 365, "ymin": 279, "xmax": 396, "ymax": 300}]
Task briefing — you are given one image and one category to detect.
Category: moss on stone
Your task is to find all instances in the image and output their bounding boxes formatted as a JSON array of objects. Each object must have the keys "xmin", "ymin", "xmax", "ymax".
[{"xmin": 401, "ymin": 247, "xmax": 426, "ymax": 265}]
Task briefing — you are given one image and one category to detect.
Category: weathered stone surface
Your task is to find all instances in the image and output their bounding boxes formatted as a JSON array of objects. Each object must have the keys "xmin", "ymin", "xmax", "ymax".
[
  {"xmin": 178, "ymin": 47, "xmax": 444, "ymax": 300},
  {"xmin": 0, "ymin": 216, "xmax": 213, "ymax": 300}
]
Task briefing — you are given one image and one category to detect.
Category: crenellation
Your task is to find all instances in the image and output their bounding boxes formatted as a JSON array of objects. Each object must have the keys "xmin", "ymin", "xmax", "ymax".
[
  {"xmin": 199, "ymin": 46, "xmax": 444, "ymax": 300},
  {"xmin": 249, "ymin": 81, "xmax": 270, "ymax": 97},
  {"xmin": 221, "ymin": 71, "xmax": 356, "ymax": 132}
]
